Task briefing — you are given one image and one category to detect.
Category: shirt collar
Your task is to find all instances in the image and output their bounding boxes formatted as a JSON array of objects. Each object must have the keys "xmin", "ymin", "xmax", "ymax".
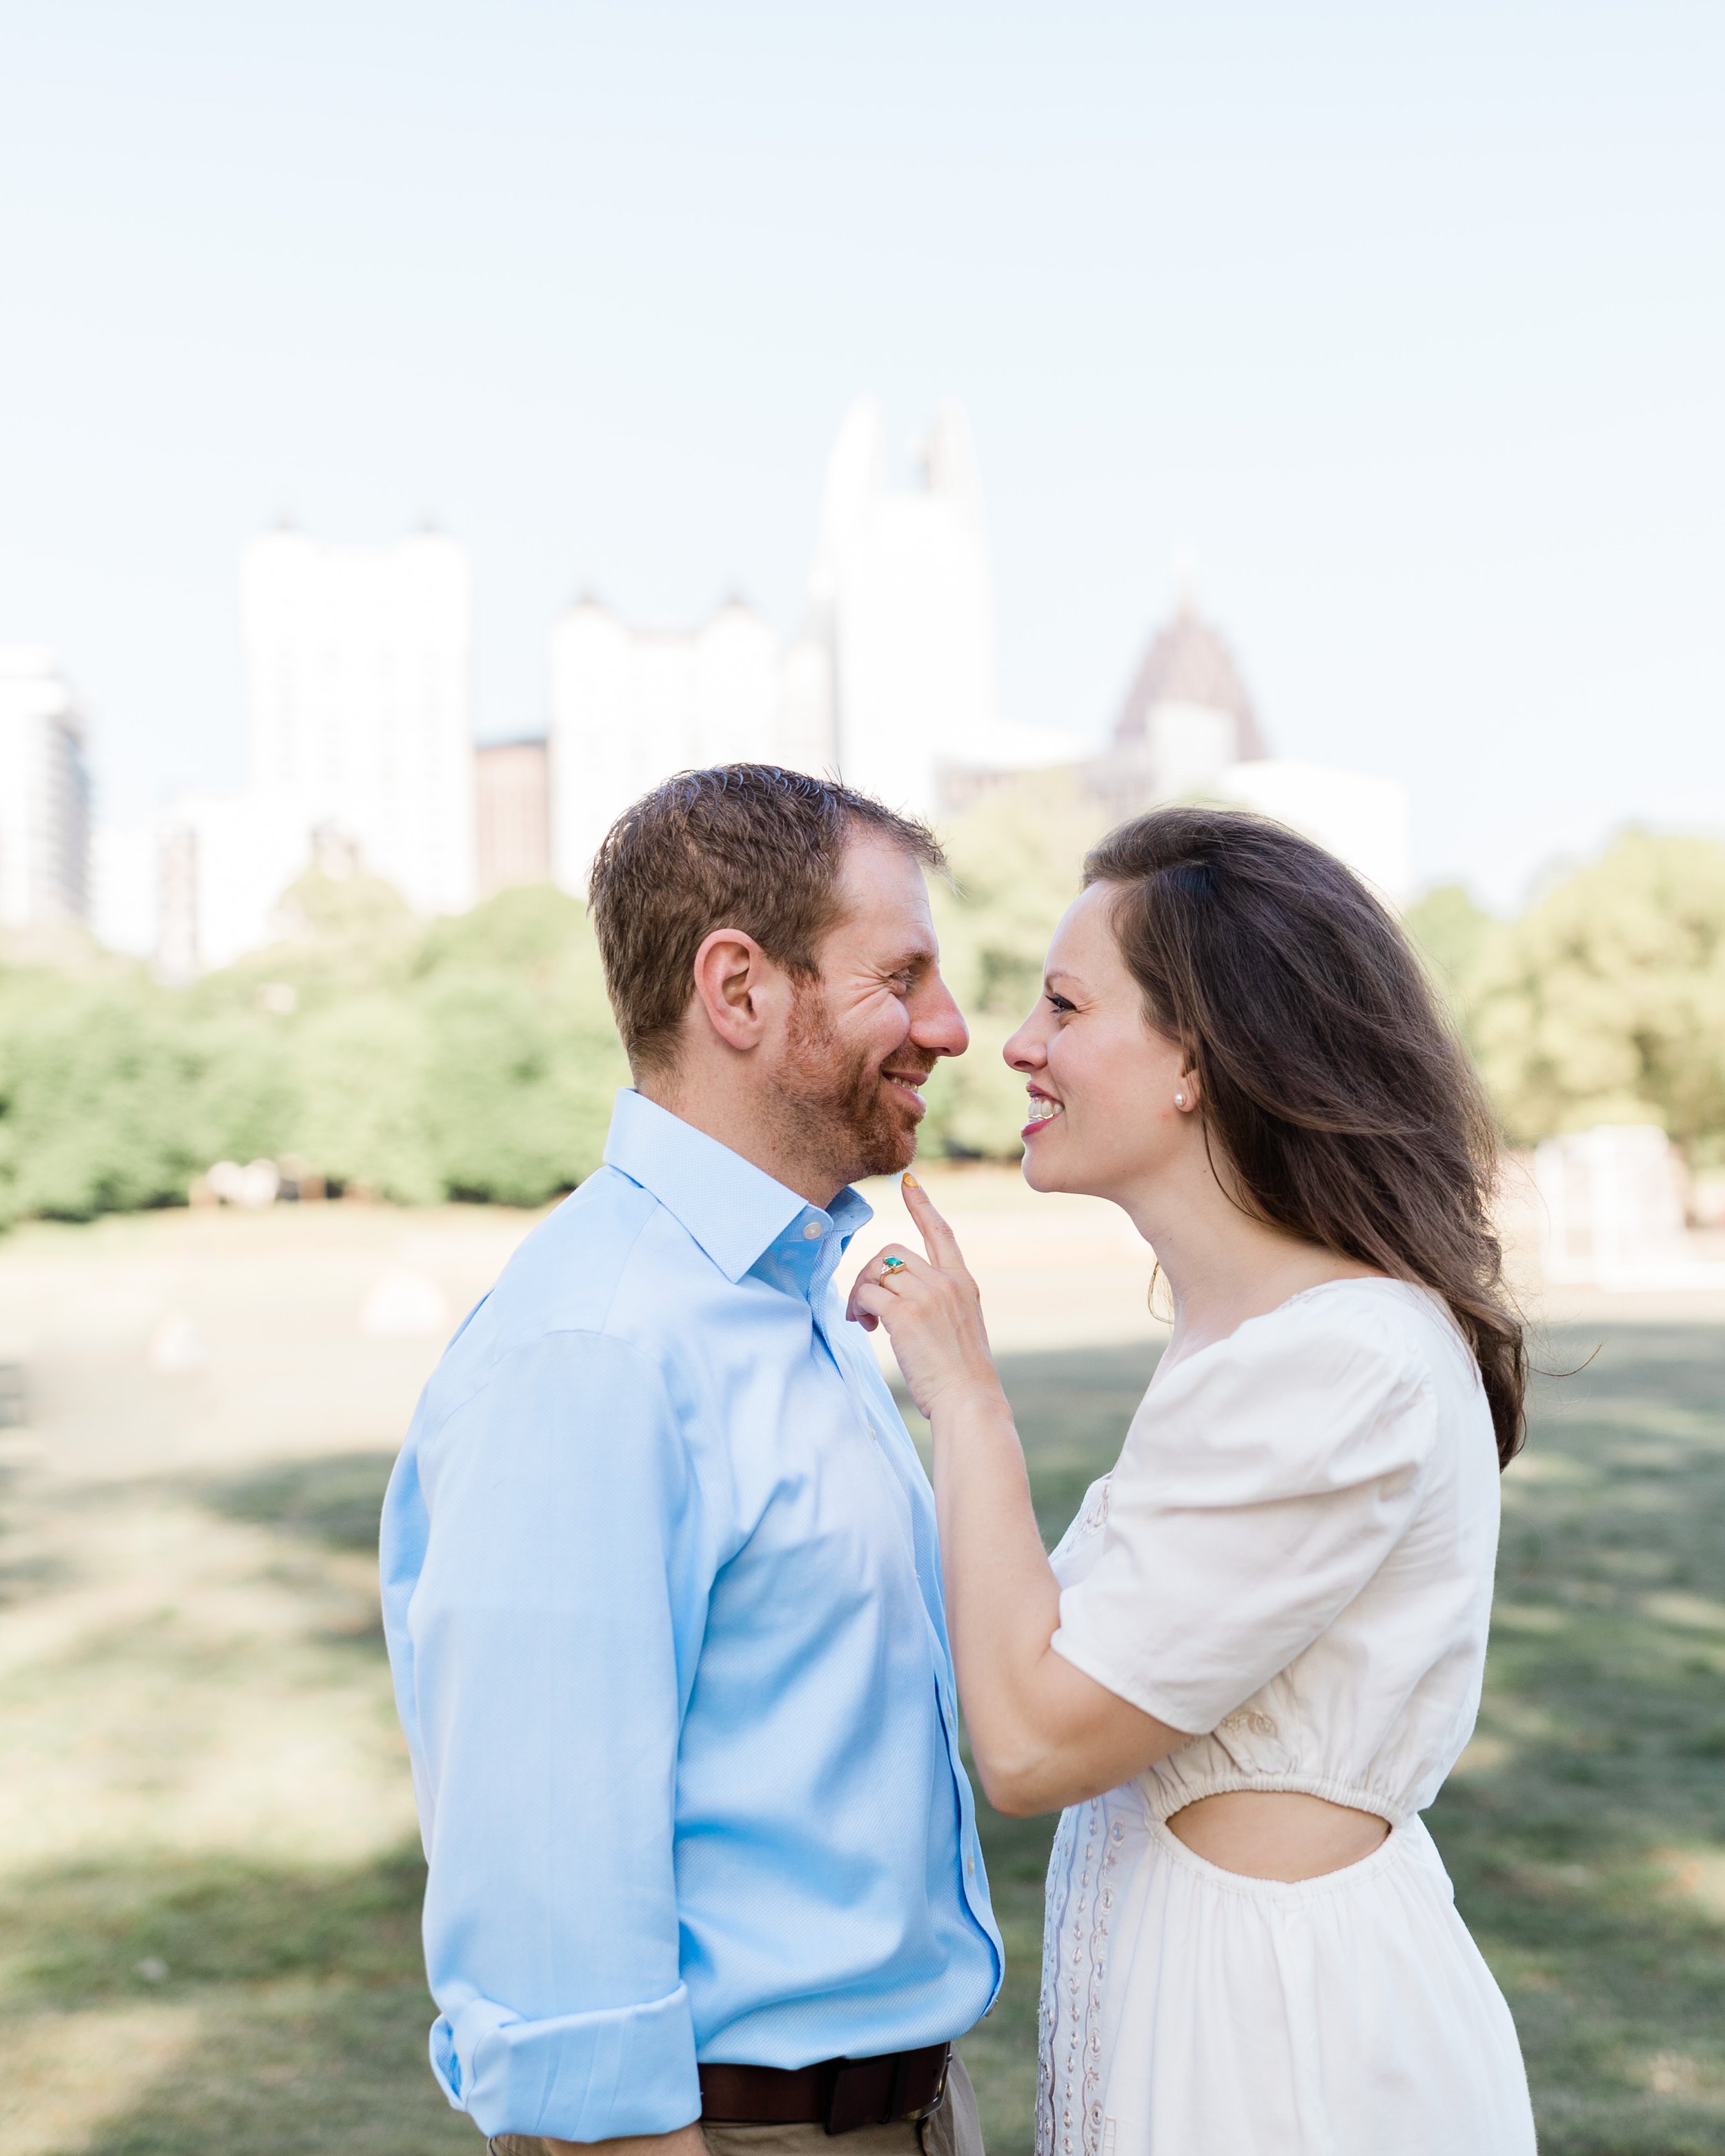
[{"xmin": 602, "ymin": 1089, "xmax": 874, "ymax": 1285}]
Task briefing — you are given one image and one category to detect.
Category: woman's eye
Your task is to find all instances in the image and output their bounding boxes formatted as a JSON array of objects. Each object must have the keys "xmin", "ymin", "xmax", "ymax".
[{"xmin": 1047, "ymin": 993, "xmax": 1075, "ymax": 1015}]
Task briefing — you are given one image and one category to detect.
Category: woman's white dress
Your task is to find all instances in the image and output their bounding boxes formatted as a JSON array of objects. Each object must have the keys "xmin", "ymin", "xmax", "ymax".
[{"xmin": 1038, "ymin": 1278, "xmax": 1536, "ymax": 2156}]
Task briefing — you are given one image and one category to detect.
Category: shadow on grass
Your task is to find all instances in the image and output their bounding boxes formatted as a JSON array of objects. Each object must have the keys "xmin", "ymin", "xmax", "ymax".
[
  {"xmin": 1421, "ymin": 1325, "xmax": 1725, "ymax": 2155},
  {"xmin": 195, "ymin": 1450, "xmax": 400, "ymax": 1554},
  {"xmin": 0, "ymin": 1452, "xmax": 72, "ymax": 1610},
  {"xmin": 3, "ymin": 1845, "xmax": 428, "ymax": 2004},
  {"xmin": 1, "ymin": 1845, "xmax": 473, "ymax": 2156}
]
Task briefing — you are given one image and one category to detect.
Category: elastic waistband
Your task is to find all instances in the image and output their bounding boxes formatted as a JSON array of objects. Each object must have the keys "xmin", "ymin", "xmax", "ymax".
[{"xmin": 1143, "ymin": 1769, "xmax": 1414, "ymax": 1828}]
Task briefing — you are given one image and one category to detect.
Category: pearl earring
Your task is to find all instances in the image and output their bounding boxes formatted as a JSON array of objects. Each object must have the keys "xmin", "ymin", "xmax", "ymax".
[{"xmin": 1174, "ymin": 1091, "xmax": 1187, "ymax": 1107}]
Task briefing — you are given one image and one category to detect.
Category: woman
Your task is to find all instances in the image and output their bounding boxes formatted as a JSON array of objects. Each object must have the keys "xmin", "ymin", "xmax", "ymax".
[{"xmin": 849, "ymin": 808, "xmax": 1536, "ymax": 2155}]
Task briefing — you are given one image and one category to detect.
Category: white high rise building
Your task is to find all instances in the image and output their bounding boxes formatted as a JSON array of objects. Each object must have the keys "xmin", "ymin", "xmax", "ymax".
[
  {"xmin": 155, "ymin": 528, "xmax": 476, "ymax": 976},
  {"xmin": 791, "ymin": 399, "xmax": 1000, "ymax": 820},
  {"xmin": 155, "ymin": 789, "xmax": 322, "ymax": 980},
  {"xmin": 89, "ymin": 824, "xmax": 161, "ymax": 958},
  {"xmin": 242, "ymin": 528, "xmax": 475, "ymax": 915},
  {"xmin": 548, "ymin": 597, "xmax": 787, "ymax": 893},
  {"xmin": 0, "ymin": 647, "xmax": 90, "ymax": 930}
]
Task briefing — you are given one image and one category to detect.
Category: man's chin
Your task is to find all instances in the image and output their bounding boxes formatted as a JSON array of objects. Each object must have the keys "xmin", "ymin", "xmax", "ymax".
[
  {"xmin": 862, "ymin": 1134, "xmax": 918, "ymax": 1180},
  {"xmin": 852, "ymin": 1100, "xmax": 922, "ymax": 1181}
]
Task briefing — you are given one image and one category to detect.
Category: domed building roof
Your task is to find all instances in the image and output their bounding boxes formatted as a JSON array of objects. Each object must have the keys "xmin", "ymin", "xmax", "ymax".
[{"xmin": 1112, "ymin": 602, "xmax": 1266, "ymax": 762}]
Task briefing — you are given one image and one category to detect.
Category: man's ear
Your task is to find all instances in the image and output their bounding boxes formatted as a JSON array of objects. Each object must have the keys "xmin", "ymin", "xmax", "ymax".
[{"xmin": 690, "ymin": 927, "xmax": 780, "ymax": 1053}]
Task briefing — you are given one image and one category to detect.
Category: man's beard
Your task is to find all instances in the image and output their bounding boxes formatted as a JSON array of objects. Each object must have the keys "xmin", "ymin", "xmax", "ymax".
[{"xmin": 771, "ymin": 982, "xmax": 931, "ymax": 1185}]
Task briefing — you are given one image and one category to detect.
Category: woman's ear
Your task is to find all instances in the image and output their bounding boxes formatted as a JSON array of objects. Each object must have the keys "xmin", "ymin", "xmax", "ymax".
[{"xmin": 1174, "ymin": 1060, "xmax": 1202, "ymax": 1112}]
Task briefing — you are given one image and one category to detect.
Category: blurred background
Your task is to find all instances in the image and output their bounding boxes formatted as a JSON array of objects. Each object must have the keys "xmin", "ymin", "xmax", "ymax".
[{"xmin": 2, "ymin": 4, "xmax": 1723, "ymax": 2151}]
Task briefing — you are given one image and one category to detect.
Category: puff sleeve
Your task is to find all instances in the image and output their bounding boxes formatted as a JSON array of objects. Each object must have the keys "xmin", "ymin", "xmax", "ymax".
[{"xmin": 1049, "ymin": 1300, "xmax": 1436, "ymax": 1735}]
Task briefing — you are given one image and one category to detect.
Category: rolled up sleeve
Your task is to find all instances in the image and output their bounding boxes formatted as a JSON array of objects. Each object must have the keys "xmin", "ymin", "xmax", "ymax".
[{"xmin": 385, "ymin": 1328, "xmax": 713, "ymax": 2141}]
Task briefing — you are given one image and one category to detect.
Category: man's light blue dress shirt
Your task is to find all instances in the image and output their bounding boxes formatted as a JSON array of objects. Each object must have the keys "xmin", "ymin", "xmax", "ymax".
[{"xmin": 380, "ymin": 1089, "xmax": 1002, "ymax": 2143}]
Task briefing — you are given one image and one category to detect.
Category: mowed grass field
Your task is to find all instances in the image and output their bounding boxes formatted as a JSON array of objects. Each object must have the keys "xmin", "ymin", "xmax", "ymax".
[{"xmin": 3, "ymin": 1322, "xmax": 1723, "ymax": 2153}]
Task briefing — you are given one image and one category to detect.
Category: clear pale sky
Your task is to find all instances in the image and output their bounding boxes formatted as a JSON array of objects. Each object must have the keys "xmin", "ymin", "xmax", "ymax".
[{"xmin": 3, "ymin": 0, "xmax": 1721, "ymax": 905}]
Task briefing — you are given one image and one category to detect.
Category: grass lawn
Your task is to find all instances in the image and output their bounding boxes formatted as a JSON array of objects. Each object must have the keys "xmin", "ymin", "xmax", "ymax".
[{"xmin": 3, "ymin": 1325, "xmax": 1722, "ymax": 2152}]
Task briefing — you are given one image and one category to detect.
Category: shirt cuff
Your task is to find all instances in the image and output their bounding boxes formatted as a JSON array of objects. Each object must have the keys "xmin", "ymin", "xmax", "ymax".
[{"xmin": 431, "ymin": 1981, "xmax": 701, "ymax": 2139}]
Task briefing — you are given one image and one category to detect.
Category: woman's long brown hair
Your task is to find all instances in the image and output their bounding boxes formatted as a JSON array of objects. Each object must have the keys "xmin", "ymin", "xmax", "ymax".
[{"xmin": 1085, "ymin": 807, "xmax": 1526, "ymax": 1467}]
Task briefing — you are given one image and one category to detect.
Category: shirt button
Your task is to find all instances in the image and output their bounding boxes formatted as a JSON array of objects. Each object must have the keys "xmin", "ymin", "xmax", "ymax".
[
  {"xmin": 802, "ymin": 1220, "xmax": 821, "ymax": 1240},
  {"xmin": 965, "ymin": 1855, "xmax": 975, "ymax": 1875}
]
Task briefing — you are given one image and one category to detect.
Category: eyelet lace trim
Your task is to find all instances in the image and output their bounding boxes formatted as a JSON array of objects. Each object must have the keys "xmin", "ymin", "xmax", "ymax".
[{"xmin": 1036, "ymin": 1799, "xmax": 1125, "ymax": 2156}]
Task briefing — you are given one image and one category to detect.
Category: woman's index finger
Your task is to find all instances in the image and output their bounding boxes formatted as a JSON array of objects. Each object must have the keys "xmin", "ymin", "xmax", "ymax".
[{"xmin": 901, "ymin": 1171, "xmax": 963, "ymax": 1264}]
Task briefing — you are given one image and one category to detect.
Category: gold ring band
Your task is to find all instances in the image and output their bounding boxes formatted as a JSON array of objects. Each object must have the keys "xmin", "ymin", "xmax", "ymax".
[{"xmin": 880, "ymin": 1255, "xmax": 907, "ymax": 1278}]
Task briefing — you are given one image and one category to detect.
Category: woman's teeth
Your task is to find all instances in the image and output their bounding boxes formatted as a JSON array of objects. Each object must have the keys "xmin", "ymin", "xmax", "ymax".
[{"xmin": 1027, "ymin": 1097, "xmax": 1062, "ymax": 1123}]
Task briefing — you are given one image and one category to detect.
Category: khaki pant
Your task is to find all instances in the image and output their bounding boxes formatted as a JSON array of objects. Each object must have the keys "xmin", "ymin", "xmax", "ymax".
[{"xmin": 489, "ymin": 2053, "xmax": 984, "ymax": 2156}]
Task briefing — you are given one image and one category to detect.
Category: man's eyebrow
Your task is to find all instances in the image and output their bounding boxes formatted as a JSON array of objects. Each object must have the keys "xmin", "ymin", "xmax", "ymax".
[{"xmin": 880, "ymin": 945, "xmax": 937, "ymax": 973}]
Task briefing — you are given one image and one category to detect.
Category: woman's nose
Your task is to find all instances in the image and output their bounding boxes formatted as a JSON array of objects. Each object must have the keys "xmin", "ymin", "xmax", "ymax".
[{"xmin": 1002, "ymin": 1017, "xmax": 1045, "ymax": 1072}]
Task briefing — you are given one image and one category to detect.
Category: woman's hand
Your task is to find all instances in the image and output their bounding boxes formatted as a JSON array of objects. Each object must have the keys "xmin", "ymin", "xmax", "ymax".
[{"xmin": 846, "ymin": 1176, "xmax": 1000, "ymax": 1419}]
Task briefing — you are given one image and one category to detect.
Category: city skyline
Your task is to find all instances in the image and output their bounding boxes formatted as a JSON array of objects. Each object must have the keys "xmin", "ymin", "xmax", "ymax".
[
  {"xmin": 3, "ymin": 3, "xmax": 1722, "ymax": 912},
  {"xmin": 72, "ymin": 388, "xmax": 1410, "ymax": 973}
]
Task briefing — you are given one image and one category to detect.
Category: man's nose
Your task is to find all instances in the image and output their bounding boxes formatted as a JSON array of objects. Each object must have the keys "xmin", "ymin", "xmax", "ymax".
[{"xmin": 911, "ymin": 972, "xmax": 970, "ymax": 1059}]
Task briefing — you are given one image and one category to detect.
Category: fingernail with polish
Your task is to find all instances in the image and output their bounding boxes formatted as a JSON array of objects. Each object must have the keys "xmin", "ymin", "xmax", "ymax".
[{"xmin": 903, "ymin": 1172, "xmax": 920, "ymax": 1189}]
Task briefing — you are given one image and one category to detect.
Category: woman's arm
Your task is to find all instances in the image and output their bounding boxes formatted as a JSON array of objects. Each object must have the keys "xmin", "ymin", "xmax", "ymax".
[{"xmin": 849, "ymin": 1179, "xmax": 1190, "ymax": 1816}]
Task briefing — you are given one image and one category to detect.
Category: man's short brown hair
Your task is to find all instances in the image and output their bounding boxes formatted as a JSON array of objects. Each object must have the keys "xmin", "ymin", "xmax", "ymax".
[{"xmin": 587, "ymin": 764, "xmax": 946, "ymax": 1073}]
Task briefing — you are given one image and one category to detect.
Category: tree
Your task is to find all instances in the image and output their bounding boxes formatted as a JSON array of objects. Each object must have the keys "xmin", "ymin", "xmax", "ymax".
[
  {"xmin": 0, "ymin": 878, "xmax": 631, "ymax": 1225},
  {"xmin": 411, "ymin": 886, "xmax": 629, "ymax": 1204},
  {"xmin": 1465, "ymin": 831, "xmax": 1725, "ymax": 1147},
  {"xmin": 1404, "ymin": 882, "xmax": 1498, "ymax": 1008}
]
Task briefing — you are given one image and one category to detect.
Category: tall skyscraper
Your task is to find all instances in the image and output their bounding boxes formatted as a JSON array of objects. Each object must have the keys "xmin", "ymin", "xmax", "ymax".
[
  {"xmin": 242, "ymin": 528, "xmax": 475, "ymax": 916},
  {"xmin": 790, "ymin": 399, "xmax": 1000, "ymax": 820},
  {"xmin": 155, "ymin": 527, "xmax": 477, "ymax": 976},
  {"xmin": 547, "ymin": 597, "xmax": 785, "ymax": 893},
  {"xmin": 0, "ymin": 647, "xmax": 90, "ymax": 930}
]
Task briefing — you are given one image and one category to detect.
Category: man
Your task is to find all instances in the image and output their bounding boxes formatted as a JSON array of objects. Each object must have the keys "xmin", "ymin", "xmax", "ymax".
[{"xmin": 381, "ymin": 764, "xmax": 1001, "ymax": 2156}]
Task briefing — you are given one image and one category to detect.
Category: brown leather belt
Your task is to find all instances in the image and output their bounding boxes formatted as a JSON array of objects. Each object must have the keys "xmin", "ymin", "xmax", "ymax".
[{"xmin": 698, "ymin": 2043, "xmax": 950, "ymax": 2134}]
